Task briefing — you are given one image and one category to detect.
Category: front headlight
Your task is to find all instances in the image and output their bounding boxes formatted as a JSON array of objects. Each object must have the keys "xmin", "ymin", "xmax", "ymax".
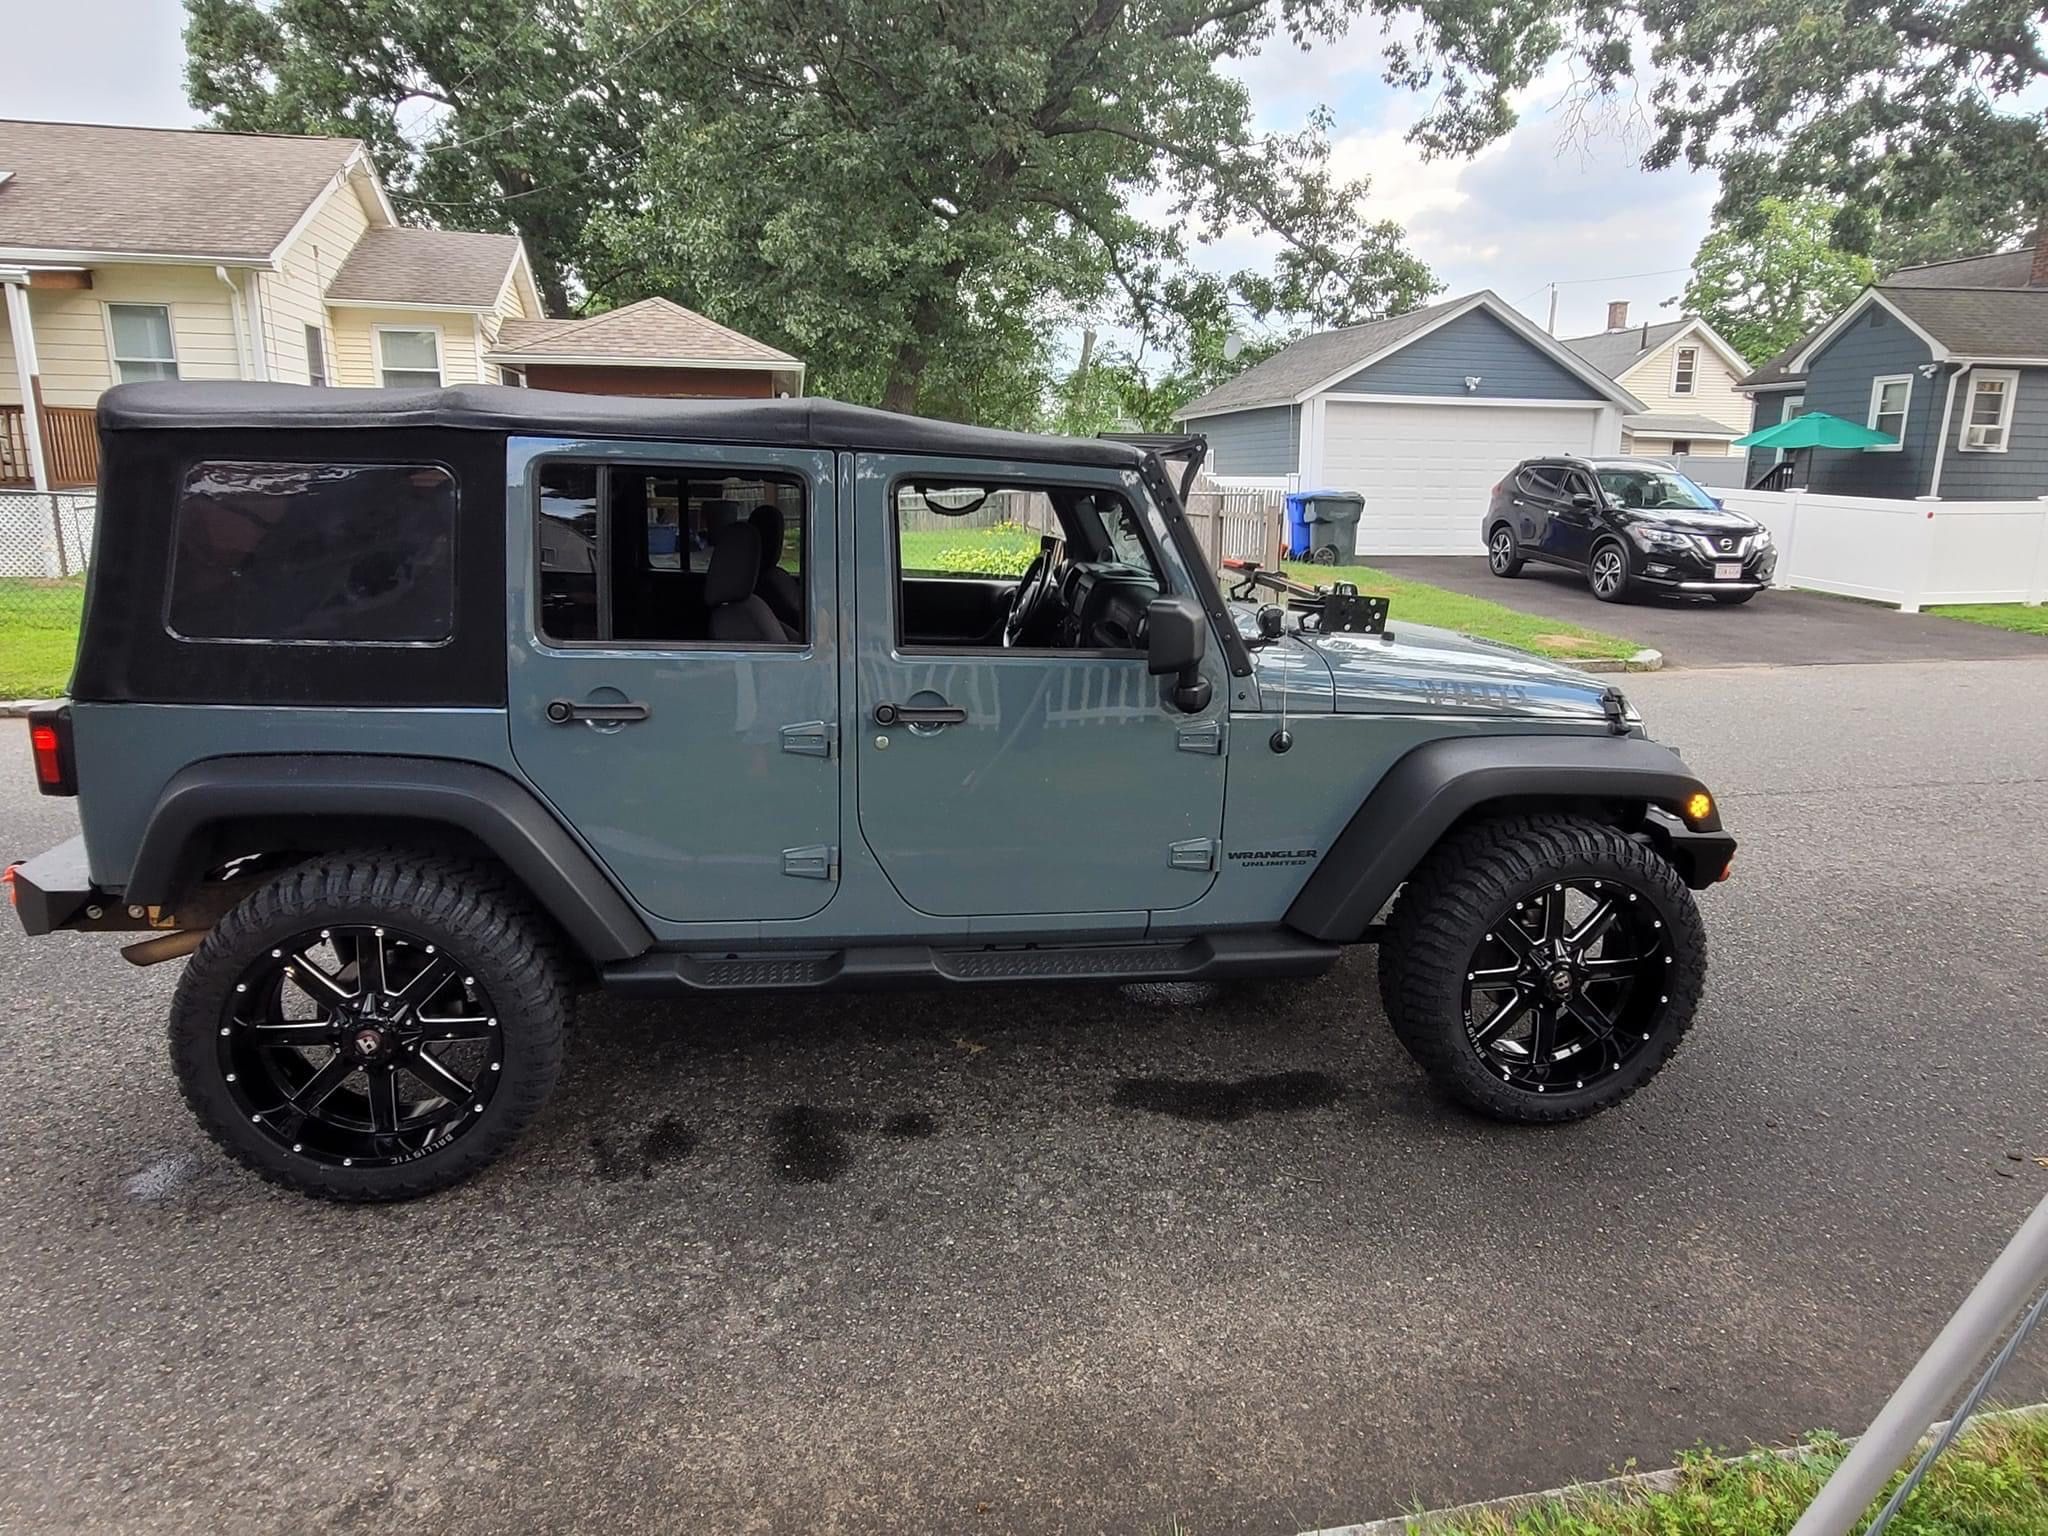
[
  {"xmin": 1753, "ymin": 527, "xmax": 1772, "ymax": 548},
  {"xmin": 1626, "ymin": 524, "xmax": 1692, "ymax": 551}
]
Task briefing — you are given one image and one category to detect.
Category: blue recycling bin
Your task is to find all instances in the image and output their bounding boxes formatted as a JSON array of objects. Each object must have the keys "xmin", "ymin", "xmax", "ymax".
[
  {"xmin": 1285, "ymin": 490, "xmax": 1365, "ymax": 562},
  {"xmin": 1283, "ymin": 492, "xmax": 1313, "ymax": 558}
]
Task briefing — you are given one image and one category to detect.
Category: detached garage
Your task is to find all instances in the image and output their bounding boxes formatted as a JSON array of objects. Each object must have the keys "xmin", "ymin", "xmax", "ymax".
[{"xmin": 1178, "ymin": 292, "xmax": 1644, "ymax": 555}]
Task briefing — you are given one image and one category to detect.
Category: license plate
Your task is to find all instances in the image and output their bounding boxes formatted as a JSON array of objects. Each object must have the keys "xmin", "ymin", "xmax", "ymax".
[{"xmin": 1714, "ymin": 562, "xmax": 1742, "ymax": 581}]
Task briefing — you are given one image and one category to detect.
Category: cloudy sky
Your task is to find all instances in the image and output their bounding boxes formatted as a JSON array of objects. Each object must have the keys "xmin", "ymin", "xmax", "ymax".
[{"xmin": 1, "ymin": 0, "xmax": 1716, "ymax": 346}]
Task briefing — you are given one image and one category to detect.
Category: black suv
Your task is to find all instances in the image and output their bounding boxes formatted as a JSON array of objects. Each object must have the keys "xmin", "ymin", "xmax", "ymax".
[{"xmin": 1483, "ymin": 457, "xmax": 1776, "ymax": 605}]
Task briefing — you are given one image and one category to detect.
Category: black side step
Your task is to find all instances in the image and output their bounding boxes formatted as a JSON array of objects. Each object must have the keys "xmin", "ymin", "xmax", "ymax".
[{"xmin": 601, "ymin": 930, "xmax": 1339, "ymax": 996}]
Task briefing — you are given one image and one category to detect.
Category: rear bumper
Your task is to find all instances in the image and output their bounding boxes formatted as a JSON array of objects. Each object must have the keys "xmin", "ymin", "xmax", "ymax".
[{"xmin": 5, "ymin": 836, "xmax": 152, "ymax": 936}]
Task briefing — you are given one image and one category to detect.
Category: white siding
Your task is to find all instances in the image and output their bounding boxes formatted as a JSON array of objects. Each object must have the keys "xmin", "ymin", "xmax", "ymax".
[
  {"xmin": 261, "ymin": 176, "xmax": 375, "ymax": 384},
  {"xmin": 1618, "ymin": 326, "xmax": 1747, "ymax": 433},
  {"xmin": 476, "ymin": 262, "xmax": 537, "ymax": 384},
  {"xmin": 329, "ymin": 307, "xmax": 481, "ymax": 387},
  {"xmin": 0, "ymin": 264, "xmax": 245, "ymax": 406}
]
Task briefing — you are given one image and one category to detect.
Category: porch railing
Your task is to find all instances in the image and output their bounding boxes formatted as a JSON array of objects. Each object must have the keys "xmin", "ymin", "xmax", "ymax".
[{"xmin": 0, "ymin": 403, "xmax": 99, "ymax": 490}]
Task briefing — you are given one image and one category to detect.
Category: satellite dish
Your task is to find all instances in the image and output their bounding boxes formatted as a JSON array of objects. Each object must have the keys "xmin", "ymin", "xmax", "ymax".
[{"xmin": 1222, "ymin": 332, "xmax": 1245, "ymax": 361}]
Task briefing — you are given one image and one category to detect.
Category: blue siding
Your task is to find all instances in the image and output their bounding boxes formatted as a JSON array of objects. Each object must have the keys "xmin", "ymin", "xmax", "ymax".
[
  {"xmin": 1934, "ymin": 367, "xmax": 2048, "ymax": 500},
  {"xmin": 1800, "ymin": 306, "xmax": 1936, "ymax": 497},
  {"xmin": 1190, "ymin": 403, "xmax": 1298, "ymax": 476},
  {"xmin": 1332, "ymin": 309, "xmax": 1605, "ymax": 401}
]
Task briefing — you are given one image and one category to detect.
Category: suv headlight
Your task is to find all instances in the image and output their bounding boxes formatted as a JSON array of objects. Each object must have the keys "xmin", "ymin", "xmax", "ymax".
[
  {"xmin": 1753, "ymin": 527, "xmax": 1772, "ymax": 548},
  {"xmin": 1626, "ymin": 525, "xmax": 1692, "ymax": 552}
]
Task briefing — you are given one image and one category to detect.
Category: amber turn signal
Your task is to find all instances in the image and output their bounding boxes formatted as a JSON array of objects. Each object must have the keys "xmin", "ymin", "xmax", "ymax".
[{"xmin": 1683, "ymin": 790, "xmax": 1713, "ymax": 825}]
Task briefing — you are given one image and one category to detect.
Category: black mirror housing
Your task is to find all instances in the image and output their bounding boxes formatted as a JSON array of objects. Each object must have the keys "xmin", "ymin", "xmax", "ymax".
[{"xmin": 1145, "ymin": 595, "xmax": 1212, "ymax": 713}]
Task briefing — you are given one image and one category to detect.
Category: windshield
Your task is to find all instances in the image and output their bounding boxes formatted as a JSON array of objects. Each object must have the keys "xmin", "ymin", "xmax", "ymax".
[{"xmin": 1594, "ymin": 466, "xmax": 1719, "ymax": 511}]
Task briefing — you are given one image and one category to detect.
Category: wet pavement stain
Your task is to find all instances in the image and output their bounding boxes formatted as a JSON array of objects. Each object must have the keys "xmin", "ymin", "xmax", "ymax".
[
  {"xmin": 768, "ymin": 1105, "xmax": 856, "ymax": 1183},
  {"xmin": 1110, "ymin": 1070, "xmax": 1346, "ymax": 1123},
  {"xmin": 590, "ymin": 1116, "xmax": 699, "ymax": 1181},
  {"xmin": 880, "ymin": 1110, "xmax": 938, "ymax": 1139}
]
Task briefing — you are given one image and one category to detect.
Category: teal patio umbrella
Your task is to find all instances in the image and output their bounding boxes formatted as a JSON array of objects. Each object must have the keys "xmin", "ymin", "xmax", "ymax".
[{"xmin": 1733, "ymin": 410, "xmax": 1896, "ymax": 487}]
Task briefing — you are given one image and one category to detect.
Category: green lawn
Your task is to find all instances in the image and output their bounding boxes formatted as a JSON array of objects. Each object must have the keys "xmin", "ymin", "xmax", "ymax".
[
  {"xmin": 1402, "ymin": 1413, "xmax": 2048, "ymax": 1535},
  {"xmin": 1927, "ymin": 602, "xmax": 2048, "ymax": 636},
  {"xmin": 898, "ymin": 525, "xmax": 1637, "ymax": 663},
  {"xmin": 0, "ymin": 577, "xmax": 83, "ymax": 699}
]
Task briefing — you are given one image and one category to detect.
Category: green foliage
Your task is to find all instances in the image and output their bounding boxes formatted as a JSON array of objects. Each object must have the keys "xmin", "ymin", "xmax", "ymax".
[
  {"xmin": 899, "ymin": 524, "xmax": 1041, "ymax": 577},
  {"xmin": 0, "ymin": 578, "xmax": 85, "ymax": 699},
  {"xmin": 1927, "ymin": 604, "xmax": 2048, "ymax": 637},
  {"xmin": 1275, "ymin": 563, "xmax": 1635, "ymax": 660},
  {"xmin": 1682, "ymin": 198, "xmax": 1876, "ymax": 366}
]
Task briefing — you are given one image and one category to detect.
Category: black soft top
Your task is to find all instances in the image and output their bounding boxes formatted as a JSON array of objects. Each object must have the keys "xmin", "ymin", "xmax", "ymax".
[{"xmin": 97, "ymin": 382, "xmax": 1147, "ymax": 470}]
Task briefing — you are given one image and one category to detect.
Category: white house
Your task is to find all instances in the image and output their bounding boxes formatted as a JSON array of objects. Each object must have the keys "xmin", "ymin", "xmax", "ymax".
[{"xmin": 1560, "ymin": 304, "xmax": 1752, "ymax": 456}]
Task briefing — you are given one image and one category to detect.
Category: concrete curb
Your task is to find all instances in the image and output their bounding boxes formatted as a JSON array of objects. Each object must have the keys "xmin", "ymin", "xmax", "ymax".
[
  {"xmin": 1298, "ymin": 1401, "xmax": 2048, "ymax": 1536},
  {"xmin": 1576, "ymin": 648, "xmax": 1664, "ymax": 675}
]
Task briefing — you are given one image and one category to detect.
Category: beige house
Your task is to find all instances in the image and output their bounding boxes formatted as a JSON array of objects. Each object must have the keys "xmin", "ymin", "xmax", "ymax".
[
  {"xmin": 1560, "ymin": 304, "xmax": 1752, "ymax": 457},
  {"xmin": 0, "ymin": 119, "xmax": 802, "ymax": 491}
]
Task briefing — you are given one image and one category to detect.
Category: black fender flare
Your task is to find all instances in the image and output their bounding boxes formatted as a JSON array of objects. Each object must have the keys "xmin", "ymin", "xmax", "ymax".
[
  {"xmin": 124, "ymin": 755, "xmax": 655, "ymax": 964},
  {"xmin": 1285, "ymin": 733, "xmax": 1725, "ymax": 943}
]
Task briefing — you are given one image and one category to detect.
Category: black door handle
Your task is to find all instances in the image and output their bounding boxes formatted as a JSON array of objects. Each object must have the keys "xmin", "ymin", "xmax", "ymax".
[
  {"xmin": 873, "ymin": 702, "xmax": 968, "ymax": 727},
  {"xmin": 546, "ymin": 699, "xmax": 651, "ymax": 725}
]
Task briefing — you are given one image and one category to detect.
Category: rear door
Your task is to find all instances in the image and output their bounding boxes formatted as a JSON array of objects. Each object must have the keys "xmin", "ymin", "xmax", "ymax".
[
  {"xmin": 1541, "ymin": 466, "xmax": 1602, "ymax": 566},
  {"xmin": 505, "ymin": 438, "xmax": 840, "ymax": 923},
  {"xmin": 851, "ymin": 455, "xmax": 1227, "ymax": 918}
]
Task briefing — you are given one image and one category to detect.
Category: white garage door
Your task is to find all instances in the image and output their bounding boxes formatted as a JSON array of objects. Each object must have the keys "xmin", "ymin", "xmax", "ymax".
[{"xmin": 1320, "ymin": 401, "xmax": 1602, "ymax": 556}]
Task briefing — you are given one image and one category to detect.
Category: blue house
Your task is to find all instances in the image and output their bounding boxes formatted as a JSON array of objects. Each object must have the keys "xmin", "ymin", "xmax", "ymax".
[
  {"xmin": 1737, "ymin": 243, "xmax": 2048, "ymax": 500},
  {"xmin": 1176, "ymin": 291, "xmax": 1643, "ymax": 554}
]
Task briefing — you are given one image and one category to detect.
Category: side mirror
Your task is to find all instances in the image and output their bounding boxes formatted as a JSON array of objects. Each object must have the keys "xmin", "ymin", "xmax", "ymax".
[
  {"xmin": 1570, "ymin": 491, "xmax": 1597, "ymax": 511},
  {"xmin": 1145, "ymin": 595, "xmax": 1212, "ymax": 713}
]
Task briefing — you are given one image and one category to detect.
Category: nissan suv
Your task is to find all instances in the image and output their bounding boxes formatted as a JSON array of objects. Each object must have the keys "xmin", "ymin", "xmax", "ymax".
[{"xmin": 1484, "ymin": 457, "xmax": 1776, "ymax": 604}]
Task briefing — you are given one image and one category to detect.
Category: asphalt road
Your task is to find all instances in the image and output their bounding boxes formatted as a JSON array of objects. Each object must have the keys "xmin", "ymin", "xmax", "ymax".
[
  {"xmin": 3, "ymin": 661, "xmax": 2046, "ymax": 1535},
  {"xmin": 1375, "ymin": 555, "xmax": 2048, "ymax": 669}
]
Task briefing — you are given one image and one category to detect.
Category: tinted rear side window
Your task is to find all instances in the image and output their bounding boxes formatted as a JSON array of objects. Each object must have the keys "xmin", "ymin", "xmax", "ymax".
[{"xmin": 167, "ymin": 460, "xmax": 457, "ymax": 644}]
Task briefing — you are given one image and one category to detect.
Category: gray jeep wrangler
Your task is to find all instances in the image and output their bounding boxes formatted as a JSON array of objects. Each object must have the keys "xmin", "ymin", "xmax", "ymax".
[{"xmin": 11, "ymin": 383, "xmax": 1734, "ymax": 1201}]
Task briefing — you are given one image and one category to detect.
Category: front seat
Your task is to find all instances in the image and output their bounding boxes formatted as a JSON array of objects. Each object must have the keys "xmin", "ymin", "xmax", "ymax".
[
  {"xmin": 705, "ymin": 523, "xmax": 794, "ymax": 643},
  {"xmin": 748, "ymin": 504, "xmax": 804, "ymax": 634}
]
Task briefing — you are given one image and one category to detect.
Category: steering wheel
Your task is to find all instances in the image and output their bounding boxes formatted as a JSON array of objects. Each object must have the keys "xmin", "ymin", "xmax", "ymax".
[{"xmin": 1004, "ymin": 551, "xmax": 1054, "ymax": 648}]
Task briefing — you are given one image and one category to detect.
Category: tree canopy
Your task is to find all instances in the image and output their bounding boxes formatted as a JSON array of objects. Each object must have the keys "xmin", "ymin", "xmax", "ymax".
[
  {"xmin": 186, "ymin": 0, "xmax": 1440, "ymax": 421},
  {"xmin": 1681, "ymin": 197, "xmax": 1876, "ymax": 365}
]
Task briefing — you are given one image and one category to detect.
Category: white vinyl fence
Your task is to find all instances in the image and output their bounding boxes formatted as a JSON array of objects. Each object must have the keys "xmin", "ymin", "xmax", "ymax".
[{"xmin": 1719, "ymin": 488, "xmax": 2048, "ymax": 612}]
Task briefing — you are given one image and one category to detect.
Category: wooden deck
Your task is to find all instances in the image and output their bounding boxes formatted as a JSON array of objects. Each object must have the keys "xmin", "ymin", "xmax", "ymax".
[{"xmin": 0, "ymin": 403, "xmax": 98, "ymax": 490}]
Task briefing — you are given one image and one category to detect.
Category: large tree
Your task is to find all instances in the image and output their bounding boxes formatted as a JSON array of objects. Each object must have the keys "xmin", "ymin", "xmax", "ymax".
[
  {"xmin": 1681, "ymin": 196, "xmax": 1875, "ymax": 364},
  {"xmin": 185, "ymin": 0, "xmax": 1440, "ymax": 421}
]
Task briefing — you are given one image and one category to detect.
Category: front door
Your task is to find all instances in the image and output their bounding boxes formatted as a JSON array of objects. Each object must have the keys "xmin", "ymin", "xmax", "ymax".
[
  {"xmin": 506, "ymin": 438, "xmax": 840, "ymax": 923},
  {"xmin": 852, "ymin": 454, "xmax": 1227, "ymax": 918}
]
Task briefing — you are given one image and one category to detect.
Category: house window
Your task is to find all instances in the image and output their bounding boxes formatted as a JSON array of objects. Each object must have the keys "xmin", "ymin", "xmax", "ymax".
[
  {"xmin": 304, "ymin": 324, "xmax": 328, "ymax": 387},
  {"xmin": 1672, "ymin": 346, "xmax": 1698, "ymax": 396},
  {"xmin": 1867, "ymin": 374, "xmax": 1911, "ymax": 450},
  {"xmin": 1669, "ymin": 439, "xmax": 1693, "ymax": 456},
  {"xmin": 106, "ymin": 303, "xmax": 179, "ymax": 384},
  {"xmin": 376, "ymin": 327, "xmax": 442, "ymax": 388},
  {"xmin": 1958, "ymin": 370, "xmax": 2018, "ymax": 453},
  {"xmin": 1774, "ymin": 395, "xmax": 1804, "ymax": 463}
]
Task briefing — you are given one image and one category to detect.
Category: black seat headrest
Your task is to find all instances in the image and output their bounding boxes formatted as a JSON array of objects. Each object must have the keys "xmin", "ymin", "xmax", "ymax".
[
  {"xmin": 748, "ymin": 504, "xmax": 785, "ymax": 570},
  {"xmin": 706, "ymin": 523, "xmax": 762, "ymax": 607}
]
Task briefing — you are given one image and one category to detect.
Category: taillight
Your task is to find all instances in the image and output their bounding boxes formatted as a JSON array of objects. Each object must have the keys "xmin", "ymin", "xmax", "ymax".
[{"xmin": 27, "ymin": 708, "xmax": 75, "ymax": 796}]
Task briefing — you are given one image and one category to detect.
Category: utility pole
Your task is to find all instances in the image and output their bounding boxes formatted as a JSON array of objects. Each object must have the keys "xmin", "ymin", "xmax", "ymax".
[{"xmin": 1546, "ymin": 284, "xmax": 1558, "ymax": 336}]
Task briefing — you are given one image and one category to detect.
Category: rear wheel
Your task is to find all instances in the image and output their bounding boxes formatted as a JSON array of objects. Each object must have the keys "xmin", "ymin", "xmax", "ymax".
[
  {"xmin": 1487, "ymin": 525, "xmax": 1524, "ymax": 577},
  {"xmin": 1712, "ymin": 590, "xmax": 1758, "ymax": 605},
  {"xmin": 1377, "ymin": 814, "xmax": 1706, "ymax": 1122},
  {"xmin": 169, "ymin": 851, "xmax": 569, "ymax": 1201},
  {"xmin": 1588, "ymin": 541, "xmax": 1632, "ymax": 602}
]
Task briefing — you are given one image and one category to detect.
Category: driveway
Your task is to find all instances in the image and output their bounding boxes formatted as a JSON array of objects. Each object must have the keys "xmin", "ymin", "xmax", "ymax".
[
  {"xmin": 4, "ymin": 663, "xmax": 2047, "ymax": 1534},
  {"xmin": 1377, "ymin": 555, "xmax": 2048, "ymax": 668}
]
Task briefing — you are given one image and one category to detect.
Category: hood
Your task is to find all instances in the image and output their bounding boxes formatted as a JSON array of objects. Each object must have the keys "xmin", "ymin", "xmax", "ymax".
[
  {"xmin": 1619, "ymin": 505, "xmax": 1759, "ymax": 535},
  {"xmin": 1232, "ymin": 603, "xmax": 1616, "ymax": 723}
]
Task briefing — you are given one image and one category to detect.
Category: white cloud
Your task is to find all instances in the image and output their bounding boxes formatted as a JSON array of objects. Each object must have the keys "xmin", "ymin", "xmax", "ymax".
[{"xmin": 0, "ymin": 0, "xmax": 193, "ymax": 127}]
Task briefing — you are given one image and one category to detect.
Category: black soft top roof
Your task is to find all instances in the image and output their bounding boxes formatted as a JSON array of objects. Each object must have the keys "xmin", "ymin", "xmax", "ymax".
[{"xmin": 97, "ymin": 382, "xmax": 1147, "ymax": 469}]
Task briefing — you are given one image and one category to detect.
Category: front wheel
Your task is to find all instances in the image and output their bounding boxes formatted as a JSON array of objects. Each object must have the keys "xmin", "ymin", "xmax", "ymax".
[
  {"xmin": 169, "ymin": 851, "xmax": 570, "ymax": 1201},
  {"xmin": 1588, "ymin": 542, "xmax": 1632, "ymax": 603},
  {"xmin": 1377, "ymin": 814, "xmax": 1706, "ymax": 1122}
]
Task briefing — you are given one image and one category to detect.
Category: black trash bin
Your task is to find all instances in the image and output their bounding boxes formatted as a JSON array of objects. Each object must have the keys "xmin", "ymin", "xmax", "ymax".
[{"xmin": 1299, "ymin": 490, "xmax": 1364, "ymax": 564}]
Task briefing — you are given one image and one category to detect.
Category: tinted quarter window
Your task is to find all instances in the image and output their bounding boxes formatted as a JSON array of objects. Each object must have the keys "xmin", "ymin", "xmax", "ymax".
[
  {"xmin": 167, "ymin": 461, "xmax": 456, "ymax": 644},
  {"xmin": 1517, "ymin": 466, "xmax": 1563, "ymax": 497}
]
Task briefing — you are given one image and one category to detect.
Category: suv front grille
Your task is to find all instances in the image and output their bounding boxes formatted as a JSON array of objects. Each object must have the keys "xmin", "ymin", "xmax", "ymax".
[{"xmin": 1691, "ymin": 532, "xmax": 1758, "ymax": 562}]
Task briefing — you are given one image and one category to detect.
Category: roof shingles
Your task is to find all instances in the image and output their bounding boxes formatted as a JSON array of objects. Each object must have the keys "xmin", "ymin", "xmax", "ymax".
[
  {"xmin": 0, "ymin": 119, "xmax": 360, "ymax": 260},
  {"xmin": 1180, "ymin": 294, "xmax": 1475, "ymax": 416},
  {"xmin": 326, "ymin": 227, "xmax": 523, "ymax": 309},
  {"xmin": 492, "ymin": 297, "xmax": 799, "ymax": 366}
]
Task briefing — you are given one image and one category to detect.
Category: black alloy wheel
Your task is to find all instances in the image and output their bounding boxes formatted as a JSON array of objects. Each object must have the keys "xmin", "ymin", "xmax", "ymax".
[
  {"xmin": 1461, "ymin": 878, "xmax": 1668, "ymax": 1093},
  {"xmin": 1588, "ymin": 542, "xmax": 1630, "ymax": 602},
  {"xmin": 219, "ymin": 926, "xmax": 504, "ymax": 1168},
  {"xmin": 1488, "ymin": 527, "xmax": 1523, "ymax": 576}
]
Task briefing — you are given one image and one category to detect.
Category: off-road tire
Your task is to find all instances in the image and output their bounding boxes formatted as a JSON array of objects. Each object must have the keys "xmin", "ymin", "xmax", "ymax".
[
  {"xmin": 1376, "ymin": 814, "xmax": 1706, "ymax": 1123},
  {"xmin": 1712, "ymin": 590, "xmax": 1758, "ymax": 606},
  {"xmin": 170, "ymin": 850, "xmax": 570, "ymax": 1201},
  {"xmin": 1487, "ymin": 524, "xmax": 1524, "ymax": 577}
]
